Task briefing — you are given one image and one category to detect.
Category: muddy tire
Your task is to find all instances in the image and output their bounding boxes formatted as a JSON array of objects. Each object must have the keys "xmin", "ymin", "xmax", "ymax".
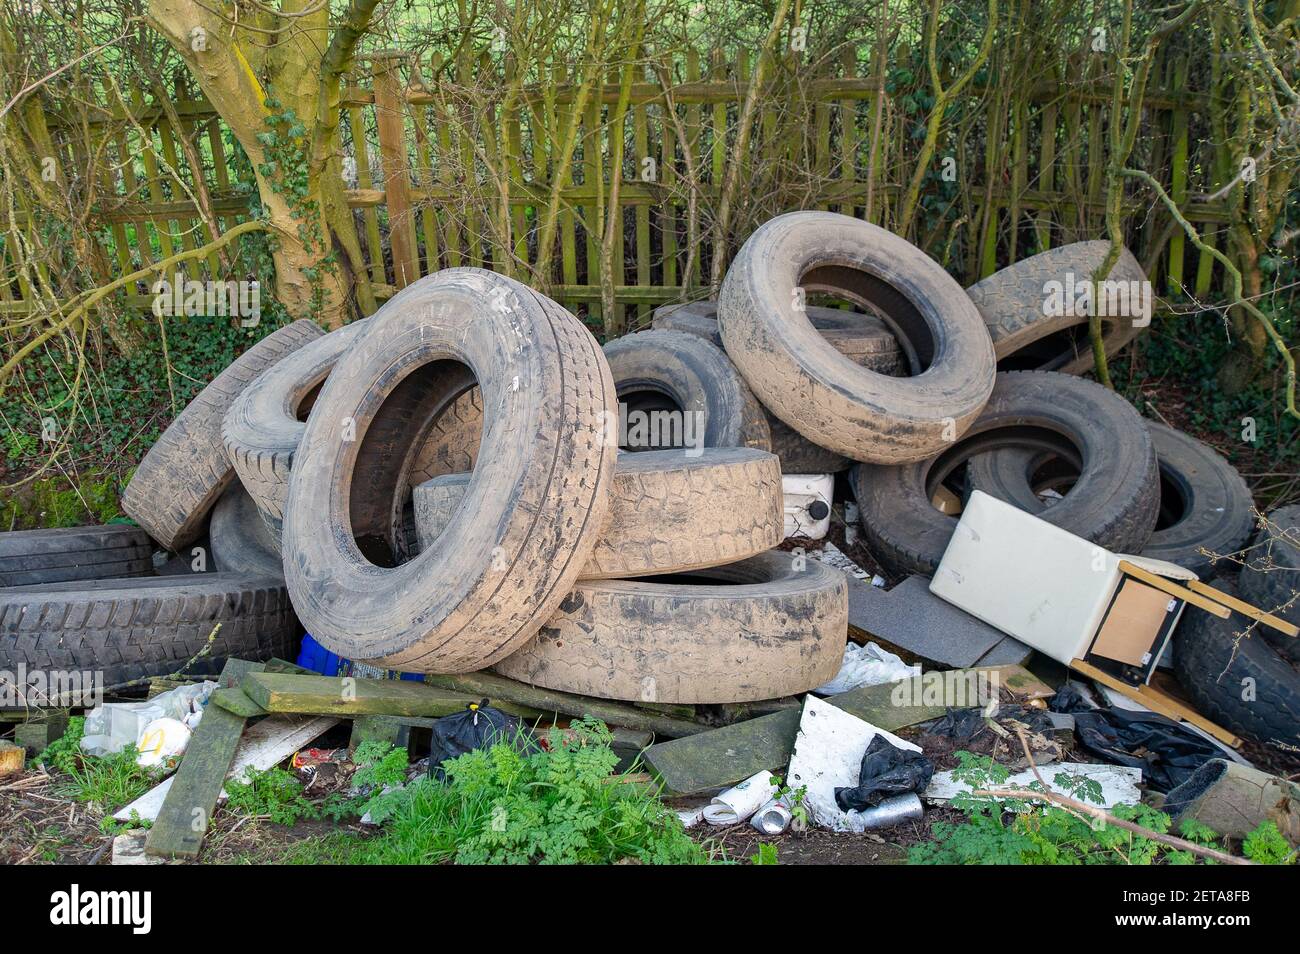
[
  {"xmin": 282, "ymin": 269, "xmax": 618, "ymax": 672},
  {"xmin": 967, "ymin": 421, "xmax": 1253, "ymax": 578},
  {"xmin": 965, "ymin": 241, "xmax": 1149, "ymax": 374},
  {"xmin": 224, "ymin": 320, "xmax": 482, "ymax": 549},
  {"xmin": 414, "ymin": 447, "xmax": 784, "ymax": 579},
  {"xmin": 122, "ymin": 320, "xmax": 324, "ymax": 550},
  {"xmin": 0, "ymin": 525, "xmax": 154, "ymax": 588},
  {"xmin": 763, "ymin": 414, "xmax": 851, "ymax": 473},
  {"xmin": 1173, "ymin": 581, "xmax": 1300, "ymax": 749},
  {"xmin": 0, "ymin": 573, "xmax": 297, "ymax": 691},
  {"xmin": 718, "ymin": 211, "xmax": 995, "ymax": 464},
  {"xmin": 604, "ymin": 329, "xmax": 771, "ymax": 452},
  {"xmin": 652, "ymin": 300, "xmax": 903, "ymax": 371},
  {"xmin": 1238, "ymin": 505, "xmax": 1300, "ymax": 667},
  {"xmin": 493, "ymin": 551, "xmax": 847, "ymax": 704},
  {"xmin": 210, "ymin": 483, "xmax": 283, "ymax": 579},
  {"xmin": 851, "ymin": 371, "xmax": 1159, "ymax": 577}
]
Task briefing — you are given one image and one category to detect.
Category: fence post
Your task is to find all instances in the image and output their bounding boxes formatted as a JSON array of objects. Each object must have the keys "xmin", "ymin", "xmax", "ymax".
[{"xmin": 373, "ymin": 53, "xmax": 419, "ymax": 289}]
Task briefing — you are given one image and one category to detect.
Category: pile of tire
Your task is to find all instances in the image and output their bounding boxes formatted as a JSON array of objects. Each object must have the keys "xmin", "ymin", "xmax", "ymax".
[{"xmin": 1, "ymin": 214, "xmax": 1271, "ymax": 733}]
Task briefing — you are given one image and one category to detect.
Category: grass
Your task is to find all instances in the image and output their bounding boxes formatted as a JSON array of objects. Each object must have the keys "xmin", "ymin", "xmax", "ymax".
[{"xmin": 35, "ymin": 716, "xmax": 162, "ymax": 812}]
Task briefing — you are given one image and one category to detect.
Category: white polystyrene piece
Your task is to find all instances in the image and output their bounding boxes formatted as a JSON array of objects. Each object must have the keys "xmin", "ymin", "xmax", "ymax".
[
  {"xmin": 928, "ymin": 492, "xmax": 1194, "ymax": 667},
  {"xmin": 782, "ymin": 473, "xmax": 834, "ymax": 539},
  {"xmin": 925, "ymin": 761, "xmax": 1143, "ymax": 809},
  {"xmin": 786, "ymin": 695, "xmax": 922, "ymax": 832}
]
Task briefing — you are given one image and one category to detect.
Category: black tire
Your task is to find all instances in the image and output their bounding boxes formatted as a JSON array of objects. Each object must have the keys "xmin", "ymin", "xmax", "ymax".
[
  {"xmin": 966, "ymin": 421, "xmax": 1254, "ymax": 578},
  {"xmin": 122, "ymin": 320, "xmax": 325, "ymax": 549},
  {"xmin": 764, "ymin": 413, "xmax": 851, "ymax": 473},
  {"xmin": 1238, "ymin": 505, "xmax": 1300, "ymax": 667},
  {"xmin": 964, "ymin": 241, "xmax": 1149, "ymax": 374},
  {"xmin": 652, "ymin": 300, "xmax": 903, "ymax": 371},
  {"xmin": 210, "ymin": 483, "xmax": 283, "ymax": 579},
  {"xmin": 225, "ymin": 319, "xmax": 485, "ymax": 550},
  {"xmin": 493, "ymin": 551, "xmax": 848, "ymax": 704},
  {"xmin": 413, "ymin": 447, "xmax": 784, "ymax": 579},
  {"xmin": 604, "ymin": 329, "xmax": 771, "ymax": 452},
  {"xmin": 600, "ymin": 328, "xmax": 769, "ymax": 454},
  {"xmin": 0, "ymin": 525, "xmax": 153, "ymax": 587},
  {"xmin": 1172, "ymin": 581, "xmax": 1300, "ymax": 749},
  {"xmin": 223, "ymin": 319, "xmax": 370, "ymax": 546},
  {"xmin": 0, "ymin": 573, "xmax": 297, "ymax": 691},
  {"xmin": 850, "ymin": 371, "xmax": 1159, "ymax": 577},
  {"xmin": 283, "ymin": 268, "xmax": 618, "ymax": 673},
  {"xmin": 718, "ymin": 211, "xmax": 996, "ymax": 464}
]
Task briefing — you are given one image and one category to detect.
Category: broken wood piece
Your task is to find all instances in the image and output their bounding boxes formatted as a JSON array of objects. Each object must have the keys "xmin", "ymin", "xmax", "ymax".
[
  {"xmin": 114, "ymin": 714, "xmax": 338, "ymax": 823},
  {"xmin": 421, "ymin": 670, "xmax": 706, "ymax": 738},
  {"xmin": 241, "ymin": 671, "xmax": 546, "ymax": 721},
  {"xmin": 210, "ymin": 686, "xmax": 267, "ymax": 718},
  {"xmin": 1070, "ymin": 658, "xmax": 1241, "ymax": 748},
  {"xmin": 0, "ymin": 740, "xmax": 24, "ymax": 777},
  {"xmin": 145, "ymin": 658, "xmax": 260, "ymax": 859},
  {"xmin": 1116, "ymin": 560, "xmax": 1230, "ymax": 620}
]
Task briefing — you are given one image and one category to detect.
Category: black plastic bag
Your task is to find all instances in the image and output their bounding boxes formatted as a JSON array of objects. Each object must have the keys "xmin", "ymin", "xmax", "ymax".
[
  {"xmin": 427, "ymin": 699, "xmax": 533, "ymax": 780},
  {"xmin": 834, "ymin": 735, "xmax": 935, "ymax": 811},
  {"xmin": 1049, "ymin": 682, "xmax": 1220, "ymax": 793}
]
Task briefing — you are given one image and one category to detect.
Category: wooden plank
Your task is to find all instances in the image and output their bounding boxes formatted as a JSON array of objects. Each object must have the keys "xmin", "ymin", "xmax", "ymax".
[
  {"xmin": 422, "ymin": 670, "xmax": 706, "ymax": 739},
  {"xmin": 1184, "ymin": 580, "xmax": 1300, "ymax": 637},
  {"xmin": 1116, "ymin": 561, "xmax": 1231, "ymax": 619},
  {"xmin": 685, "ymin": 47, "xmax": 703, "ymax": 290},
  {"xmin": 457, "ymin": 48, "xmax": 482, "ymax": 268},
  {"xmin": 584, "ymin": 85, "xmax": 603, "ymax": 324},
  {"xmin": 641, "ymin": 668, "xmax": 992, "ymax": 796},
  {"xmin": 839, "ymin": 45, "xmax": 859, "ymax": 217},
  {"xmin": 373, "ymin": 55, "xmax": 419, "ymax": 288},
  {"xmin": 117, "ymin": 715, "xmax": 337, "ymax": 824},
  {"xmin": 1071, "ymin": 659, "xmax": 1241, "ymax": 748},
  {"xmin": 242, "ymin": 671, "xmax": 547, "ymax": 721},
  {"xmin": 634, "ymin": 89, "xmax": 651, "ymax": 292},
  {"xmin": 144, "ymin": 659, "xmax": 261, "ymax": 858},
  {"xmin": 1035, "ymin": 98, "xmax": 1057, "ymax": 252},
  {"xmin": 348, "ymin": 73, "xmax": 387, "ymax": 286}
]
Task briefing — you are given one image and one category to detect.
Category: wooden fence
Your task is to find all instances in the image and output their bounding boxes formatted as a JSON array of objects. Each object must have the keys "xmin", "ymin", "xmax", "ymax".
[{"xmin": 9, "ymin": 42, "xmax": 1236, "ymax": 329}]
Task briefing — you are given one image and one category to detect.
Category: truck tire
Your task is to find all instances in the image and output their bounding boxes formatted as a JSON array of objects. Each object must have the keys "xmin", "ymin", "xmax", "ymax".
[
  {"xmin": 965, "ymin": 241, "xmax": 1149, "ymax": 374},
  {"xmin": 493, "ymin": 551, "xmax": 847, "ymax": 704},
  {"xmin": 764, "ymin": 413, "xmax": 851, "ymax": 474},
  {"xmin": 604, "ymin": 329, "xmax": 771, "ymax": 452},
  {"xmin": 414, "ymin": 448, "xmax": 784, "ymax": 579},
  {"xmin": 851, "ymin": 371, "xmax": 1158, "ymax": 577},
  {"xmin": 0, "ymin": 573, "xmax": 297, "ymax": 691},
  {"xmin": 122, "ymin": 320, "xmax": 324, "ymax": 549},
  {"xmin": 1173, "ymin": 581, "xmax": 1300, "ymax": 749},
  {"xmin": 209, "ymin": 483, "xmax": 283, "ymax": 579},
  {"xmin": 652, "ymin": 300, "xmax": 903, "ymax": 371},
  {"xmin": 224, "ymin": 320, "xmax": 483, "ymax": 548},
  {"xmin": 0, "ymin": 525, "xmax": 153, "ymax": 588},
  {"xmin": 719, "ymin": 211, "xmax": 995, "ymax": 464},
  {"xmin": 966, "ymin": 421, "xmax": 1254, "ymax": 579},
  {"xmin": 282, "ymin": 269, "xmax": 618, "ymax": 672},
  {"xmin": 1238, "ymin": 505, "xmax": 1300, "ymax": 667}
]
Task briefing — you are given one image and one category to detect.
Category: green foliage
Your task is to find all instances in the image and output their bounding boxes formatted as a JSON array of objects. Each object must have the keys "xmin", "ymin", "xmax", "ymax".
[
  {"xmin": 272, "ymin": 719, "xmax": 714, "ymax": 865},
  {"xmin": 908, "ymin": 752, "xmax": 1251, "ymax": 866},
  {"xmin": 36, "ymin": 716, "xmax": 163, "ymax": 809},
  {"xmin": 749, "ymin": 842, "xmax": 779, "ymax": 865},
  {"xmin": 350, "ymin": 740, "xmax": 410, "ymax": 793},
  {"xmin": 224, "ymin": 766, "xmax": 327, "ymax": 826},
  {"xmin": 1241, "ymin": 821, "xmax": 1295, "ymax": 865}
]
